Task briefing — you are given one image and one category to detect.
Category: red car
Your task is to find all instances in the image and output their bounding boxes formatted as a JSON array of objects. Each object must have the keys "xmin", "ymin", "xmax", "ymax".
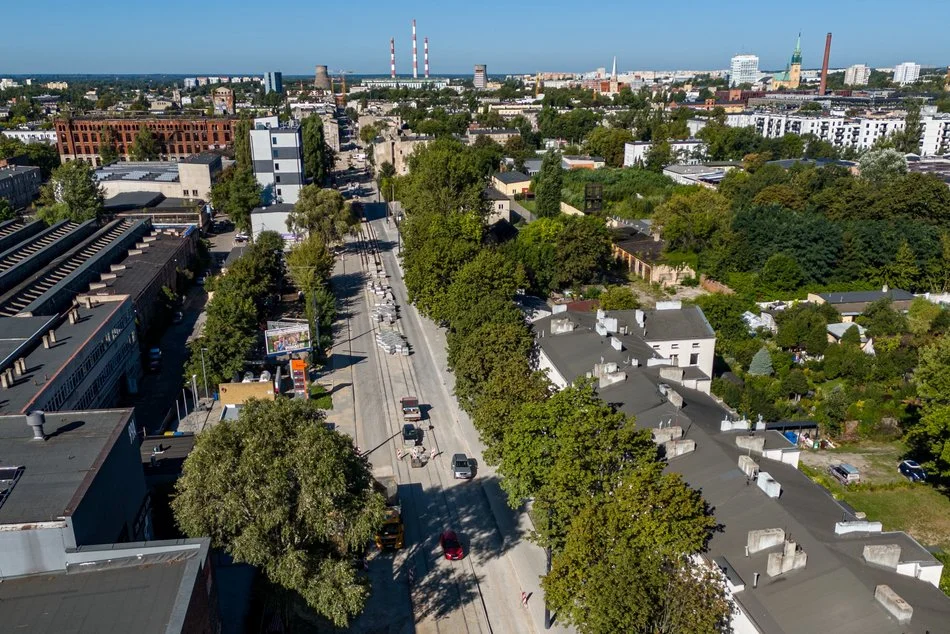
[{"xmin": 440, "ymin": 530, "xmax": 464, "ymax": 560}]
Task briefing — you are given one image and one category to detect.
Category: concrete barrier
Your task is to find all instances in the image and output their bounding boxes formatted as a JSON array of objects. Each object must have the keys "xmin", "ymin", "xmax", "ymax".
[
  {"xmin": 863, "ymin": 544, "xmax": 901, "ymax": 569},
  {"xmin": 835, "ymin": 520, "xmax": 884, "ymax": 535},
  {"xmin": 652, "ymin": 426, "xmax": 683, "ymax": 444},
  {"xmin": 737, "ymin": 435, "xmax": 765, "ymax": 454},
  {"xmin": 757, "ymin": 471, "xmax": 781, "ymax": 498},
  {"xmin": 875, "ymin": 585, "xmax": 912, "ymax": 623},
  {"xmin": 767, "ymin": 541, "xmax": 807, "ymax": 577},
  {"xmin": 738, "ymin": 455, "xmax": 759, "ymax": 479},
  {"xmin": 747, "ymin": 528, "xmax": 784, "ymax": 554},
  {"xmin": 663, "ymin": 438, "xmax": 696, "ymax": 458}
]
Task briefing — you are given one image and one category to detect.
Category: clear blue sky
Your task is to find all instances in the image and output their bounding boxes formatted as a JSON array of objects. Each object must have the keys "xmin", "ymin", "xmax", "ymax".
[{"xmin": 2, "ymin": 0, "xmax": 947, "ymax": 75}]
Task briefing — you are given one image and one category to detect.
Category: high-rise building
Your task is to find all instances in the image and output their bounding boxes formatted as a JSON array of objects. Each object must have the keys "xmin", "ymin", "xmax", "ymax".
[
  {"xmin": 263, "ymin": 71, "xmax": 283, "ymax": 94},
  {"xmin": 844, "ymin": 64, "xmax": 871, "ymax": 86},
  {"xmin": 729, "ymin": 54, "xmax": 760, "ymax": 86},
  {"xmin": 249, "ymin": 115, "xmax": 304, "ymax": 204},
  {"xmin": 893, "ymin": 62, "xmax": 921, "ymax": 86},
  {"xmin": 474, "ymin": 64, "xmax": 487, "ymax": 90}
]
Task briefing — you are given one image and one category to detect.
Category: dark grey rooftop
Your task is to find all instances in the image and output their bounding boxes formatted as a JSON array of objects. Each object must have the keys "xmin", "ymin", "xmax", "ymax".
[
  {"xmin": 154, "ymin": 197, "xmax": 204, "ymax": 211},
  {"xmin": 179, "ymin": 152, "xmax": 221, "ymax": 165},
  {"xmin": 818, "ymin": 288, "xmax": 914, "ymax": 304},
  {"xmin": 0, "ymin": 315, "xmax": 59, "ymax": 371},
  {"xmin": 483, "ymin": 185, "xmax": 509, "ymax": 201},
  {"xmin": 251, "ymin": 203, "xmax": 295, "ymax": 215},
  {"xmin": 224, "ymin": 245, "xmax": 247, "ymax": 268},
  {"xmin": 103, "ymin": 191, "xmax": 165, "ymax": 212},
  {"xmin": 0, "ymin": 409, "xmax": 135, "ymax": 524},
  {"xmin": 0, "ymin": 165, "xmax": 40, "ymax": 181},
  {"xmin": 0, "ymin": 538, "xmax": 208, "ymax": 634},
  {"xmin": 83, "ymin": 233, "xmax": 191, "ymax": 303},
  {"xmin": 0, "ymin": 299, "xmax": 128, "ymax": 415},
  {"xmin": 492, "ymin": 170, "xmax": 531, "ymax": 184}
]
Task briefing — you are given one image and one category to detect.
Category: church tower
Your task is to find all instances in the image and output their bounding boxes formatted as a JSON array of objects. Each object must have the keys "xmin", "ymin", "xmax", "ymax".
[
  {"xmin": 788, "ymin": 33, "xmax": 802, "ymax": 89},
  {"xmin": 609, "ymin": 56, "xmax": 619, "ymax": 94}
]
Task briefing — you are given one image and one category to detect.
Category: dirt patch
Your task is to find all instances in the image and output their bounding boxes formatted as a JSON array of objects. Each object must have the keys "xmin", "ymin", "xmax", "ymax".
[{"xmin": 800, "ymin": 443, "xmax": 904, "ymax": 484}]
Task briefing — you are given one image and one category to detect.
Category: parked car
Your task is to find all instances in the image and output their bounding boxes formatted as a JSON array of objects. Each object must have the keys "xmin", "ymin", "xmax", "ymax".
[
  {"xmin": 147, "ymin": 347, "xmax": 162, "ymax": 372},
  {"xmin": 402, "ymin": 423, "xmax": 420, "ymax": 447},
  {"xmin": 829, "ymin": 463, "xmax": 860, "ymax": 486},
  {"xmin": 899, "ymin": 460, "xmax": 927, "ymax": 482},
  {"xmin": 172, "ymin": 311, "xmax": 184, "ymax": 324},
  {"xmin": 452, "ymin": 453, "xmax": 474, "ymax": 479},
  {"xmin": 440, "ymin": 530, "xmax": 464, "ymax": 560}
]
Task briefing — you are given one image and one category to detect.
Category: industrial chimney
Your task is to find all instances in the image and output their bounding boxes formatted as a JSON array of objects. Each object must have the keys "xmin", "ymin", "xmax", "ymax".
[
  {"xmin": 27, "ymin": 410, "xmax": 46, "ymax": 441},
  {"xmin": 314, "ymin": 65, "xmax": 331, "ymax": 91},
  {"xmin": 390, "ymin": 38, "xmax": 396, "ymax": 79},
  {"xmin": 819, "ymin": 32, "xmax": 832, "ymax": 96},
  {"xmin": 424, "ymin": 37, "xmax": 429, "ymax": 78},
  {"xmin": 412, "ymin": 19, "xmax": 418, "ymax": 79}
]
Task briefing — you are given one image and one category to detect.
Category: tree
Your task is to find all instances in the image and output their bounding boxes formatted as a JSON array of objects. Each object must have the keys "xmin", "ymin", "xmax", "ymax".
[
  {"xmin": 599, "ymin": 285, "xmax": 640, "ymax": 310},
  {"xmin": 583, "ymin": 126, "xmax": 634, "ymax": 168},
  {"xmin": 0, "ymin": 199, "xmax": 13, "ymax": 222},
  {"xmin": 449, "ymin": 318, "xmax": 535, "ymax": 412},
  {"xmin": 553, "ymin": 215, "xmax": 611, "ymax": 289},
  {"xmin": 542, "ymin": 468, "xmax": 728, "ymax": 634},
  {"xmin": 285, "ymin": 234, "xmax": 334, "ymax": 296},
  {"xmin": 535, "ymin": 151, "xmax": 563, "ymax": 218},
  {"xmin": 129, "ymin": 123, "xmax": 158, "ymax": 161},
  {"xmin": 37, "ymin": 160, "xmax": 104, "ymax": 224},
  {"xmin": 759, "ymin": 252, "xmax": 804, "ymax": 292},
  {"xmin": 643, "ymin": 140, "xmax": 674, "ymax": 172},
  {"xmin": 444, "ymin": 249, "xmax": 523, "ymax": 330},
  {"xmin": 880, "ymin": 240, "xmax": 920, "ymax": 291},
  {"xmin": 859, "ymin": 148, "xmax": 907, "ymax": 184},
  {"xmin": 233, "ymin": 117, "xmax": 252, "ymax": 170},
  {"xmin": 225, "ymin": 168, "xmax": 262, "ymax": 233},
  {"xmin": 653, "ymin": 188, "xmax": 731, "ymax": 253},
  {"xmin": 892, "ymin": 100, "xmax": 924, "ymax": 154},
  {"xmin": 287, "ymin": 185, "xmax": 357, "ymax": 243},
  {"xmin": 98, "ymin": 126, "xmax": 119, "ymax": 164},
  {"xmin": 748, "ymin": 346, "xmax": 774, "ymax": 376},
  {"xmin": 302, "ymin": 115, "xmax": 328, "ymax": 183},
  {"xmin": 172, "ymin": 398, "xmax": 386, "ymax": 627},
  {"xmin": 906, "ymin": 405, "xmax": 950, "ymax": 480},
  {"xmin": 782, "ymin": 369, "xmax": 809, "ymax": 398},
  {"xmin": 907, "ymin": 297, "xmax": 943, "ymax": 336},
  {"xmin": 916, "ymin": 335, "xmax": 950, "ymax": 408}
]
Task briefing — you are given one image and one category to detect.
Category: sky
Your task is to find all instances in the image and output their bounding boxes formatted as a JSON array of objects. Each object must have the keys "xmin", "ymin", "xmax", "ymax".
[{"xmin": 2, "ymin": 0, "xmax": 948, "ymax": 76}]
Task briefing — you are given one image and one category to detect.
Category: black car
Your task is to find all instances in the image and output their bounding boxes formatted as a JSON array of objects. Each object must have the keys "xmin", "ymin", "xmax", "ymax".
[
  {"xmin": 402, "ymin": 424, "xmax": 420, "ymax": 447},
  {"xmin": 899, "ymin": 460, "xmax": 927, "ymax": 482}
]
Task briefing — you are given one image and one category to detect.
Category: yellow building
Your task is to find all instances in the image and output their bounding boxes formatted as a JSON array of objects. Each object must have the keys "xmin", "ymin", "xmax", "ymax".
[{"xmin": 770, "ymin": 34, "xmax": 802, "ymax": 90}]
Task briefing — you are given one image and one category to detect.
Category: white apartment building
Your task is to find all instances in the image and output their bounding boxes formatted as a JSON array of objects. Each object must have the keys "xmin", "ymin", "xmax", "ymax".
[
  {"xmin": 844, "ymin": 64, "xmax": 871, "ymax": 86},
  {"xmin": 893, "ymin": 62, "xmax": 921, "ymax": 86},
  {"xmin": 249, "ymin": 115, "xmax": 305, "ymax": 204},
  {"xmin": 730, "ymin": 55, "xmax": 760, "ymax": 86},
  {"xmin": 725, "ymin": 111, "xmax": 950, "ymax": 156},
  {"xmin": 624, "ymin": 139, "xmax": 707, "ymax": 167},
  {"xmin": 1, "ymin": 129, "xmax": 57, "ymax": 145}
]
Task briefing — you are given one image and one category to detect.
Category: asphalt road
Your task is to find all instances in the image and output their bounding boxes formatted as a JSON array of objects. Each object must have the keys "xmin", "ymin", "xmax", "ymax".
[{"xmin": 326, "ymin": 139, "xmax": 571, "ymax": 633}]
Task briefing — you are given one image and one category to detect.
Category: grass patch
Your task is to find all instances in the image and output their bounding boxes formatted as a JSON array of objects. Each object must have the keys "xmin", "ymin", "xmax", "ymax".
[{"xmin": 309, "ymin": 384, "xmax": 333, "ymax": 409}]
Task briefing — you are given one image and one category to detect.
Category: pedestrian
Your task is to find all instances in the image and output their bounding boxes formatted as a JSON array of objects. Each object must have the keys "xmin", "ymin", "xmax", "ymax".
[{"xmin": 521, "ymin": 591, "xmax": 529, "ymax": 608}]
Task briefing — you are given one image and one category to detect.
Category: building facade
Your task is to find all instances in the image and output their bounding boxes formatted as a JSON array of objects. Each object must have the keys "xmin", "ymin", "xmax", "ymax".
[
  {"xmin": 249, "ymin": 115, "xmax": 304, "ymax": 204},
  {"xmin": 624, "ymin": 140, "xmax": 707, "ymax": 167},
  {"xmin": 729, "ymin": 54, "xmax": 760, "ymax": 86},
  {"xmin": 55, "ymin": 117, "xmax": 237, "ymax": 164},
  {"xmin": 264, "ymin": 71, "xmax": 283, "ymax": 94},
  {"xmin": 474, "ymin": 64, "xmax": 487, "ymax": 90},
  {"xmin": 893, "ymin": 62, "xmax": 921, "ymax": 86},
  {"xmin": 770, "ymin": 34, "xmax": 802, "ymax": 90},
  {"xmin": 0, "ymin": 165, "xmax": 41, "ymax": 210},
  {"xmin": 212, "ymin": 86, "xmax": 234, "ymax": 114},
  {"xmin": 1, "ymin": 129, "xmax": 57, "ymax": 145},
  {"xmin": 844, "ymin": 64, "xmax": 871, "ymax": 86}
]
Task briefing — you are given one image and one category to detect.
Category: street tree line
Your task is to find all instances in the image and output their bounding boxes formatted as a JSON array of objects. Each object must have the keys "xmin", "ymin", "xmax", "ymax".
[{"xmin": 397, "ymin": 138, "xmax": 731, "ymax": 632}]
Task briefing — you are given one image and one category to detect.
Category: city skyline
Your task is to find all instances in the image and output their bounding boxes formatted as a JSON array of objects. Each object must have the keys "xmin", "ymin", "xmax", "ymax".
[{"xmin": 1, "ymin": 0, "xmax": 948, "ymax": 76}]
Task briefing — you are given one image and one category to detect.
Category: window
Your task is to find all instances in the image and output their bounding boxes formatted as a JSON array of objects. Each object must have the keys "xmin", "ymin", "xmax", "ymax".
[
  {"xmin": 274, "ymin": 163, "xmax": 280, "ymax": 171},
  {"xmin": 670, "ymin": 354, "xmax": 679, "ymax": 365},
  {"xmin": 183, "ymin": 189, "xmax": 189, "ymax": 196},
  {"xmin": 275, "ymin": 175, "xmax": 281, "ymax": 183},
  {"xmin": 689, "ymin": 353, "xmax": 699, "ymax": 365},
  {"xmin": 671, "ymin": 343, "xmax": 679, "ymax": 349},
  {"xmin": 272, "ymin": 136, "xmax": 278, "ymax": 145},
  {"xmin": 692, "ymin": 342, "xmax": 700, "ymax": 348},
  {"xmin": 273, "ymin": 150, "xmax": 278, "ymax": 159},
  {"xmin": 192, "ymin": 189, "xmax": 198, "ymax": 197},
  {"xmin": 276, "ymin": 188, "xmax": 282, "ymax": 196},
  {"xmin": 652, "ymin": 344, "xmax": 660, "ymax": 350}
]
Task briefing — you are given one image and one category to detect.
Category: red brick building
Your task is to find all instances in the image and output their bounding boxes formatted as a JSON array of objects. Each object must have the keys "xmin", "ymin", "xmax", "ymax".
[{"xmin": 55, "ymin": 116, "xmax": 238, "ymax": 164}]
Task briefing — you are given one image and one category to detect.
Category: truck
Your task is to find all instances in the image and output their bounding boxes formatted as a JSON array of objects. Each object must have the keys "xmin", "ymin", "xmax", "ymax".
[
  {"xmin": 374, "ymin": 476, "xmax": 404, "ymax": 549},
  {"xmin": 400, "ymin": 396, "xmax": 422, "ymax": 422}
]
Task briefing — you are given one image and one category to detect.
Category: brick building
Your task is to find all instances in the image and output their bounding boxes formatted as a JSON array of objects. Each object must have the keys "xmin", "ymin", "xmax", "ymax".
[{"xmin": 55, "ymin": 116, "xmax": 238, "ymax": 164}]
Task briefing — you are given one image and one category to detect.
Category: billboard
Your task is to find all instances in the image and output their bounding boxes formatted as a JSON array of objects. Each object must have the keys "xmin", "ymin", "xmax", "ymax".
[{"xmin": 265, "ymin": 324, "xmax": 312, "ymax": 356}]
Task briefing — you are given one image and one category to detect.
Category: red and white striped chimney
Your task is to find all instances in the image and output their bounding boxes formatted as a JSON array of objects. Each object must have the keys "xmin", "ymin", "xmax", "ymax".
[
  {"xmin": 390, "ymin": 38, "xmax": 396, "ymax": 78},
  {"xmin": 424, "ymin": 37, "xmax": 429, "ymax": 78},
  {"xmin": 412, "ymin": 19, "xmax": 418, "ymax": 79}
]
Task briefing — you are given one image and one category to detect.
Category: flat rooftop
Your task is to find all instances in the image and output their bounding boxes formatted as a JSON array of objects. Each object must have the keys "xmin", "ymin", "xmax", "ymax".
[
  {"xmin": 0, "ymin": 408, "xmax": 134, "ymax": 525},
  {"xmin": 0, "ymin": 165, "xmax": 40, "ymax": 181},
  {"xmin": 0, "ymin": 298, "xmax": 127, "ymax": 415},
  {"xmin": 96, "ymin": 162, "xmax": 179, "ymax": 185},
  {"xmin": 0, "ymin": 539, "xmax": 208, "ymax": 634},
  {"xmin": 82, "ymin": 232, "xmax": 191, "ymax": 303}
]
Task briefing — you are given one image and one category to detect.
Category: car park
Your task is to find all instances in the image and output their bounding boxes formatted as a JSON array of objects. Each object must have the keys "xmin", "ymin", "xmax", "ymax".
[
  {"xmin": 440, "ymin": 530, "xmax": 464, "ymax": 560},
  {"xmin": 899, "ymin": 460, "xmax": 927, "ymax": 482}
]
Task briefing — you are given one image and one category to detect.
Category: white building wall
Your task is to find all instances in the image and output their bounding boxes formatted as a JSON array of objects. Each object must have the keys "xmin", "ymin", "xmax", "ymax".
[
  {"xmin": 537, "ymin": 348, "xmax": 569, "ymax": 389},
  {"xmin": 644, "ymin": 336, "xmax": 715, "ymax": 384},
  {"xmin": 844, "ymin": 64, "xmax": 871, "ymax": 86},
  {"xmin": 730, "ymin": 55, "xmax": 760, "ymax": 86},
  {"xmin": 1, "ymin": 130, "xmax": 57, "ymax": 145},
  {"xmin": 893, "ymin": 62, "xmax": 921, "ymax": 86},
  {"xmin": 623, "ymin": 140, "xmax": 707, "ymax": 167}
]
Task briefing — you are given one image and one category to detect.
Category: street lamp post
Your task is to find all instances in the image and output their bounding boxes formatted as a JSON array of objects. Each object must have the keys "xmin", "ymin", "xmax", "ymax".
[
  {"xmin": 191, "ymin": 374, "xmax": 199, "ymax": 411},
  {"xmin": 200, "ymin": 347, "xmax": 210, "ymax": 400}
]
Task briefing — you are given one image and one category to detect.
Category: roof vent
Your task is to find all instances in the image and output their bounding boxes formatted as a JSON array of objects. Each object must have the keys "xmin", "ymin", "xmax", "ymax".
[{"xmin": 26, "ymin": 410, "xmax": 46, "ymax": 441}]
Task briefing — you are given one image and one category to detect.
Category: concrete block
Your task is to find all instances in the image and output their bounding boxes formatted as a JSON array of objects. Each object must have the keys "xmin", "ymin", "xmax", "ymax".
[
  {"xmin": 721, "ymin": 417, "xmax": 752, "ymax": 432},
  {"xmin": 550, "ymin": 318, "xmax": 574, "ymax": 335},
  {"xmin": 736, "ymin": 435, "xmax": 765, "ymax": 454},
  {"xmin": 835, "ymin": 520, "xmax": 884, "ymax": 535},
  {"xmin": 602, "ymin": 317, "xmax": 618, "ymax": 333},
  {"xmin": 652, "ymin": 426, "xmax": 683, "ymax": 444},
  {"xmin": 875, "ymin": 585, "xmax": 913, "ymax": 624},
  {"xmin": 863, "ymin": 544, "xmax": 901, "ymax": 569},
  {"xmin": 767, "ymin": 541, "xmax": 807, "ymax": 577},
  {"xmin": 747, "ymin": 528, "xmax": 785, "ymax": 554},
  {"xmin": 667, "ymin": 389, "xmax": 684, "ymax": 408},
  {"xmin": 738, "ymin": 455, "xmax": 759, "ymax": 479},
  {"xmin": 660, "ymin": 366, "xmax": 685, "ymax": 382},
  {"xmin": 756, "ymin": 471, "xmax": 781, "ymax": 498},
  {"xmin": 664, "ymin": 438, "xmax": 696, "ymax": 458}
]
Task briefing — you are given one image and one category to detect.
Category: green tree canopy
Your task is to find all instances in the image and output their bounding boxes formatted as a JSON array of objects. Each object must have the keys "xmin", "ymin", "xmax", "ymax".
[
  {"xmin": 599, "ymin": 285, "xmax": 640, "ymax": 310},
  {"xmin": 301, "ymin": 115, "xmax": 329, "ymax": 183},
  {"xmin": 583, "ymin": 126, "xmax": 634, "ymax": 168},
  {"xmin": 748, "ymin": 346, "xmax": 774, "ymax": 375},
  {"xmin": 653, "ymin": 187, "xmax": 731, "ymax": 253},
  {"xmin": 859, "ymin": 148, "xmax": 908, "ymax": 184},
  {"xmin": 38, "ymin": 160, "xmax": 104, "ymax": 224},
  {"xmin": 172, "ymin": 398, "xmax": 386, "ymax": 627},
  {"xmin": 535, "ymin": 151, "xmax": 564, "ymax": 218},
  {"xmin": 98, "ymin": 126, "xmax": 119, "ymax": 164},
  {"xmin": 129, "ymin": 122, "xmax": 158, "ymax": 161},
  {"xmin": 287, "ymin": 186, "xmax": 357, "ymax": 244}
]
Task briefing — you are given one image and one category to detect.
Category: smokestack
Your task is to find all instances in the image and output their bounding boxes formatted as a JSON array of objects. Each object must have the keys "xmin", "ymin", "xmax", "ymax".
[
  {"xmin": 390, "ymin": 38, "xmax": 396, "ymax": 79},
  {"xmin": 412, "ymin": 19, "xmax": 418, "ymax": 79},
  {"xmin": 424, "ymin": 37, "xmax": 429, "ymax": 78},
  {"xmin": 819, "ymin": 32, "xmax": 832, "ymax": 96},
  {"xmin": 27, "ymin": 410, "xmax": 46, "ymax": 441}
]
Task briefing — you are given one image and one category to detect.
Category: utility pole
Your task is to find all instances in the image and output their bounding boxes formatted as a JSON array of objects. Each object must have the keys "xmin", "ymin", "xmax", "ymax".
[{"xmin": 191, "ymin": 375, "xmax": 199, "ymax": 412}]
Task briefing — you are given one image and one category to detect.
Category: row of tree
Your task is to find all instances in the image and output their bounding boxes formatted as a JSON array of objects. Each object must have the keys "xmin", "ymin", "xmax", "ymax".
[{"xmin": 398, "ymin": 138, "xmax": 731, "ymax": 632}]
